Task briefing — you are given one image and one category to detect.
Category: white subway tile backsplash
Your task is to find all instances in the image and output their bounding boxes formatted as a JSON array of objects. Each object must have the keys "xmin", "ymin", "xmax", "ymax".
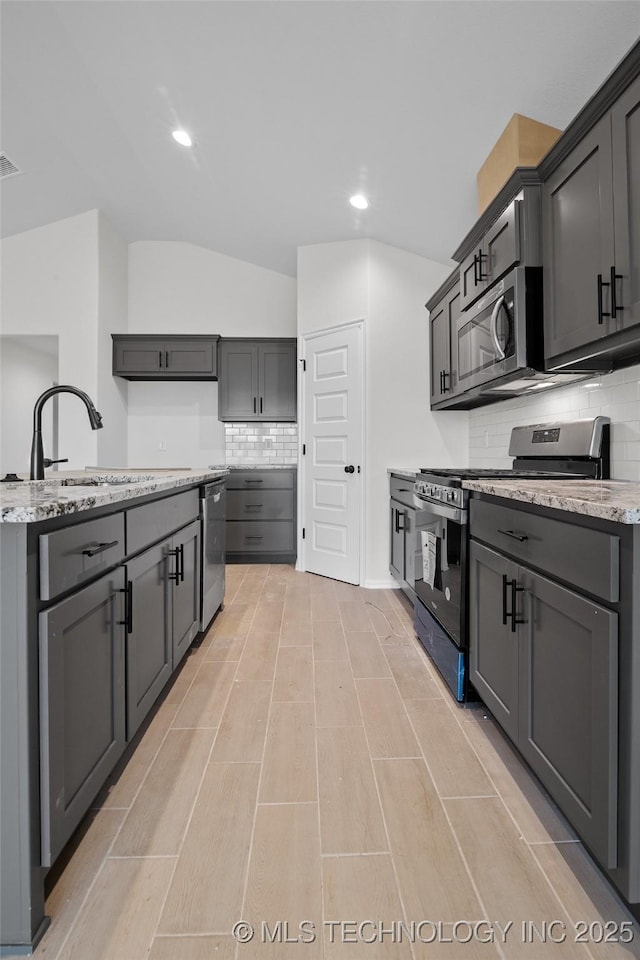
[
  {"xmin": 223, "ymin": 421, "xmax": 298, "ymax": 465},
  {"xmin": 469, "ymin": 364, "xmax": 640, "ymax": 481}
]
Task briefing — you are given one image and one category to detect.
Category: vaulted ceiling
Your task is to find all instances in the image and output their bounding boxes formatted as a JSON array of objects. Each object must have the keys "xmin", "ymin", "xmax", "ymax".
[{"xmin": 2, "ymin": 1, "xmax": 639, "ymax": 276}]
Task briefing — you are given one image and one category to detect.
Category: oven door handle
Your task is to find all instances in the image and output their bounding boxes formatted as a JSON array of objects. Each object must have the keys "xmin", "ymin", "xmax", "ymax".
[
  {"xmin": 490, "ymin": 295, "xmax": 507, "ymax": 361},
  {"xmin": 413, "ymin": 495, "xmax": 467, "ymax": 525}
]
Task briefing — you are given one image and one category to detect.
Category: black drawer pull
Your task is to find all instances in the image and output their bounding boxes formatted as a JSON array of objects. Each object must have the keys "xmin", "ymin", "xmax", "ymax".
[
  {"xmin": 245, "ymin": 479, "xmax": 264, "ymax": 484},
  {"xmin": 245, "ymin": 503, "xmax": 263, "ymax": 509},
  {"xmin": 245, "ymin": 535, "xmax": 264, "ymax": 541},
  {"xmin": 497, "ymin": 529, "xmax": 528, "ymax": 542},
  {"xmin": 82, "ymin": 540, "xmax": 119, "ymax": 557},
  {"xmin": 167, "ymin": 546, "xmax": 180, "ymax": 581},
  {"xmin": 178, "ymin": 543, "xmax": 185, "ymax": 583},
  {"xmin": 118, "ymin": 580, "xmax": 133, "ymax": 634}
]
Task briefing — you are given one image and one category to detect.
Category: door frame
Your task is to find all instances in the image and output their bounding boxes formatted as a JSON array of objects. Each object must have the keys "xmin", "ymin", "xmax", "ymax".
[{"xmin": 297, "ymin": 318, "xmax": 366, "ymax": 585}]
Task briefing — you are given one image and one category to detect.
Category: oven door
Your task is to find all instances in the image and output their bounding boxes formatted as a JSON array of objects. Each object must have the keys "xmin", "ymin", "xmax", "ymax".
[
  {"xmin": 413, "ymin": 497, "xmax": 467, "ymax": 649},
  {"xmin": 454, "ymin": 267, "xmax": 528, "ymax": 394}
]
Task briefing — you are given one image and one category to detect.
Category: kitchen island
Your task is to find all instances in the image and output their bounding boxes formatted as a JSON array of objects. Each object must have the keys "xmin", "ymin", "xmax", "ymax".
[
  {"xmin": 0, "ymin": 468, "xmax": 227, "ymax": 954},
  {"xmin": 463, "ymin": 477, "xmax": 640, "ymax": 918}
]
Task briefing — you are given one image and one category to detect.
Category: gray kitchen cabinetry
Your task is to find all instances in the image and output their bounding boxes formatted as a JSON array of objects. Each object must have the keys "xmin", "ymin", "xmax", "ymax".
[
  {"xmin": 428, "ymin": 270, "xmax": 461, "ymax": 408},
  {"xmin": 543, "ymin": 73, "xmax": 640, "ymax": 369},
  {"xmin": 226, "ymin": 469, "xmax": 296, "ymax": 562},
  {"xmin": 388, "ymin": 474, "xmax": 418, "ymax": 603},
  {"xmin": 39, "ymin": 567, "xmax": 126, "ymax": 867},
  {"xmin": 124, "ymin": 501, "xmax": 200, "ymax": 738},
  {"xmin": 459, "ymin": 198, "xmax": 522, "ymax": 310},
  {"xmin": 112, "ymin": 335, "xmax": 219, "ymax": 380},
  {"xmin": 469, "ymin": 497, "xmax": 620, "ymax": 872},
  {"xmin": 218, "ymin": 338, "xmax": 297, "ymax": 421}
]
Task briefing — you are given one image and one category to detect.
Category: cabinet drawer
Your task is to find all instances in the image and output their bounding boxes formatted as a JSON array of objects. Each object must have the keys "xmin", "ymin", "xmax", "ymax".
[
  {"xmin": 226, "ymin": 470, "xmax": 295, "ymax": 490},
  {"xmin": 227, "ymin": 489, "xmax": 294, "ymax": 521},
  {"xmin": 470, "ymin": 498, "xmax": 619, "ymax": 602},
  {"xmin": 40, "ymin": 513, "xmax": 125, "ymax": 601},
  {"xmin": 389, "ymin": 476, "xmax": 415, "ymax": 508},
  {"xmin": 126, "ymin": 489, "xmax": 199, "ymax": 556},
  {"xmin": 226, "ymin": 520, "xmax": 295, "ymax": 554}
]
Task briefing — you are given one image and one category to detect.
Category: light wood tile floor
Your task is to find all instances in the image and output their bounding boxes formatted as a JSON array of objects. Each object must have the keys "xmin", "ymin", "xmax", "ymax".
[{"xmin": 33, "ymin": 565, "xmax": 640, "ymax": 960}]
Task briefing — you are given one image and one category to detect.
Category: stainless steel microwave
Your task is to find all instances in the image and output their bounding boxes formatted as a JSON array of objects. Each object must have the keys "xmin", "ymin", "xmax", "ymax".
[{"xmin": 452, "ymin": 266, "xmax": 588, "ymax": 400}]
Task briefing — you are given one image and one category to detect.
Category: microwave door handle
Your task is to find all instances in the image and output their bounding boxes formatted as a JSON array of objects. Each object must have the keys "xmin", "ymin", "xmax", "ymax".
[{"xmin": 490, "ymin": 295, "xmax": 507, "ymax": 360}]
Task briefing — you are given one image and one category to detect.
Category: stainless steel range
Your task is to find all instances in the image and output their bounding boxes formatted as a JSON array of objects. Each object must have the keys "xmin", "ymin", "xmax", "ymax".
[{"xmin": 412, "ymin": 416, "xmax": 610, "ymax": 701}]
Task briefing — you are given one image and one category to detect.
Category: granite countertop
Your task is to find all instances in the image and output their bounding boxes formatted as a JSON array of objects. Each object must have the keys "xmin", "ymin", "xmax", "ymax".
[
  {"xmin": 388, "ymin": 468, "xmax": 419, "ymax": 480},
  {"xmin": 209, "ymin": 463, "xmax": 297, "ymax": 470},
  {"xmin": 0, "ymin": 468, "xmax": 228, "ymax": 523},
  {"xmin": 463, "ymin": 478, "xmax": 640, "ymax": 525}
]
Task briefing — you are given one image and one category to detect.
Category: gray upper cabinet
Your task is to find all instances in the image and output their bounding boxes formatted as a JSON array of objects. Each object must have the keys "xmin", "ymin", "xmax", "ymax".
[
  {"xmin": 459, "ymin": 200, "xmax": 521, "ymax": 311},
  {"xmin": 612, "ymin": 74, "xmax": 640, "ymax": 332},
  {"xmin": 112, "ymin": 335, "xmax": 219, "ymax": 380},
  {"xmin": 218, "ymin": 338, "xmax": 297, "ymax": 421},
  {"xmin": 429, "ymin": 275, "xmax": 460, "ymax": 407},
  {"xmin": 543, "ymin": 117, "xmax": 616, "ymax": 361},
  {"xmin": 544, "ymin": 74, "xmax": 640, "ymax": 367}
]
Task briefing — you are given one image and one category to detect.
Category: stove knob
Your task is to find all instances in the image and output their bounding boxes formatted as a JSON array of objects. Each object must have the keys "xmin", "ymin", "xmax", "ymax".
[{"xmin": 448, "ymin": 490, "xmax": 456, "ymax": 502}]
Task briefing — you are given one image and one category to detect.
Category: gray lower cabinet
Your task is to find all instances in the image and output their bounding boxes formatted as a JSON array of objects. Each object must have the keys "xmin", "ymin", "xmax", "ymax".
[
  {"xmin": 218, "ymin": 339, "xmax": 297, "ymax": 421},
  {"xmin": 388, "ymin": 475, "xmax": 418, "ymax": 603},
  {"xmin": 39, "ymin": 568, "xmax": 126, "ymax": 867},
  {"xmin": 470, "ymin": 535, "xmax": 619, "ymax": 870},
  {"xmin": 226, "ymin": 469, "xmax": 296, "ymax": 562},
  {"xmin": 390, "ymin": 499, "xmax": 405, "ymax": 583},
  {"xmin": 125, "ymin": 518, "xmax": 200, "ymax": 738}
]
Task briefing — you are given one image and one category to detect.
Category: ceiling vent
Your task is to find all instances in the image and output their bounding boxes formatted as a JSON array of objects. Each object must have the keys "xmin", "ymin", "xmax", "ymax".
[{"xmin": 0, "ymin": 155, "xmax": 22, "ymax": 179}]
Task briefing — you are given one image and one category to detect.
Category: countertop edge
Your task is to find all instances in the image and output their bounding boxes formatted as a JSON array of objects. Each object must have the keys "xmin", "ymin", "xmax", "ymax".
[{"xmin": 463, "ymin": 478, "xmax": 640, "ymax": 525}]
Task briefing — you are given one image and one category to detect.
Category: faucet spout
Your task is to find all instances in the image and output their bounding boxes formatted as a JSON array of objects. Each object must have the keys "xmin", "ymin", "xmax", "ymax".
[{"xmin": 30, "ymin": 385, "xmax": 103, "ymax": 480}]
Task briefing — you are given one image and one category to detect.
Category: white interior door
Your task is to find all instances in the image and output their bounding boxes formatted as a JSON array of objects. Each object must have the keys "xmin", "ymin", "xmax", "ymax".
[{"xmin": 302, "ymin": 322, "xmax": 363, "ymax": 584}]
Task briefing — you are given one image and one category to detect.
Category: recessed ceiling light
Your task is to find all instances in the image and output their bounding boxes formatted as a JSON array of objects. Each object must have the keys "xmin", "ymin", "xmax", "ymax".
[
  {"xmin": 349, "ymin": 194, "xmax": 369, "ymax": 210},
  {"xmin": 172, "ymin": 129, "xmax": 192, "ymax": 147}
]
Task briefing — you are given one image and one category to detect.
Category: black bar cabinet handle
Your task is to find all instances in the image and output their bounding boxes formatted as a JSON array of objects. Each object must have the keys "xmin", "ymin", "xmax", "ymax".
[
  {"xmin": 260, "ymin": 397, "xmax": 263, "ymax": 413},
  {"xmin": 502, "ymin": 574, "xmax": 509, "ymax": 626},
  {"xmin": 158, "ymin": 350, "xmax": 163, "ymax": 368},
  {"xmin": 245, "ymin": 535, "xmax": 264, "ymax": 541},
  {"xmin": 167, "ymin": 546, "xmax": 180, "ymax": 581},
  {"xmin": 245, "ymin": 478, "xmax": 264, "ymax": 484},
  {"xmin": 118, "ymin": 580, "xmax": 133, "ymax": 634},
  {"xmin": 442, "ymin": 371, "xmax": 449, "ymax": 393},
  {"xmin": 510, "ymin": 580, "xmax": 525, "ymax": 633},
  {"xmin": 497, "ymin": 529, "xmax": 528, "ymax": 542},
  {"xmin": 179, "ymin": 544, "xmax": 185, "ymax": 583},
  {"xmin": 473, "ymin": 254, "xmax": 479, "ymax": 286},
  {"xmin": 477, "ymin": 248, "xmax": 487, "ymax": 281},
  {"xmin": 397, "ymin": 510, "xmax": 405, "ymax": 532},
  {"xmin": 165, "ymin": 351, "xmax": 170, "ymax": 368},
  {"xmin": 253, "ymin": 396, "xmax": 257, "ymax": 413},
  {"xmin": 597, "ymin": 273, "xmax": 611, "ymax": 324},
  {"xmin": 245, "ymin": 503, "xmax": 264, "ymax": 510},
  {"xmin": 82, "ymin": 540, "xmax": 119, "ymax": 557},
  {"xmin": 610, "ymin": 265, "xmax": 623, "ymax": 318}
]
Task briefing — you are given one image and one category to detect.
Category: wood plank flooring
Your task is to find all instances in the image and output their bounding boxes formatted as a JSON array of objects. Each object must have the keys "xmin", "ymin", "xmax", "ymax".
[{"xmin": 33, "ymin": 565, "xmax": 640, "ymax": 960}]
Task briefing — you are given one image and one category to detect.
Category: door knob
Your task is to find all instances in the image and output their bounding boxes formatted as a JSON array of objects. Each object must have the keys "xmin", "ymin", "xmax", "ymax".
[{"xmin": 344, "ymin": 465, "xmax": 355, "ymax": 474}]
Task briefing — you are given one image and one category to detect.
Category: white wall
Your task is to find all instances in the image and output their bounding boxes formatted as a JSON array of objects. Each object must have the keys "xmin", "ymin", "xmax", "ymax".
[
  {"xmin": 297, "ymin": 238, "xmax": 469, "ymax": 588},
  {"xmin": 126, "ymin": 241, "xmax": 297, "ymax": 466},
  {"xmin": 96, "ymin": 212, "xmax": 128, "ymax": 466},
  {"xmin": 469, "ymin": 364, "xmax": 640, "ymax": 480},
  {"xmin": 0, "ymin": 337, "xmax": 58, "ymax": 475},
  {"xmin": 0, "ymin": 211, "xmax": 101, "ymax": 469}
]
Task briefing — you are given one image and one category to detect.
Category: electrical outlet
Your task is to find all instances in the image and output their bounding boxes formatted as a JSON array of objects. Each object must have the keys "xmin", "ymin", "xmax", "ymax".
[{"xmin": 158, "ymin": 439, "xmax": 167, "ymax": 451}]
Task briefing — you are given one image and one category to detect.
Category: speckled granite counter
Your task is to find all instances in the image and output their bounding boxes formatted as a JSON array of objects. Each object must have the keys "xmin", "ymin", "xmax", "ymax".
[
  {"xmin": 463, "ymin": 478, "xmax": 640, "ymax": 524},
  {"xmin": 0, "ymin": 469, "xmax": 228, "ymax": 523},
  {"xmin": 388, "ymin": 468, "xmax": 419, "ymax": 481}
]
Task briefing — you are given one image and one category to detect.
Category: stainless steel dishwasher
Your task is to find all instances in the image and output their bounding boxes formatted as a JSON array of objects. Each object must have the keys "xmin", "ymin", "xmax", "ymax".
[{"xmin": 200, "ymin": 478, "xmax": 226, "ymax": 630}]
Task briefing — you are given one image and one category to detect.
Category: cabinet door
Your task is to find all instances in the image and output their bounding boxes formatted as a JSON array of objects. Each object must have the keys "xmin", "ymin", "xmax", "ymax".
[
  {"xmin": 403, "ymin": 505, "xmax": 418, "ymax": 590},
  {"xmin": 39, "ymin": 570, "xmax": 126, "ymax": 866},
  {"xmin": 459, "ymin": 247, "xmax": 486, "ymax": 311},
  {"xmin": 259, "ymin": 342, "xmax": 297, "ymax": 420},
  {"xmin": 484, "ymin": 199, "xmax": 521, "ymax": 285},
  {"xmin": 126, "ymin": 542, "xmax": 172, "ymax": 738},
  {"xmin": 172, "ymin": 520, "xmax": 201, "ymax": 668},
  {"xmin": 612, "ymin": 74, "xmax": 640, "ymax": 331},
  {"xmin": 114, "ymin": 339, "xmax": 163, "ymax": 374},
  {"xmin": 389, "ymin": 500, "xmax": 405, "ymax": 584},
  {"xmin": 543, "ymin": 116, "xmax": 615, "ymax": 362},
  {"xmin": 446, "ymin": 282, "xmax": 461, "ymax": 395},
  {"xmin": 164, "ymin": 340, "xmax": 216, "ymax": 375},
  {"xmin": 429, "ymin": 298, "xmax": 450, "ymax": 405},
  {"xmin": 218, "ymin": 341, "xmax": 259, "ymax": 421},
  {"xmin": 468, "ymin": 541, "xmax": 519, "ymax": 742},
  {"xmin": 519, "ymin": 569, "xmax": 618, "ymax": 869}
]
